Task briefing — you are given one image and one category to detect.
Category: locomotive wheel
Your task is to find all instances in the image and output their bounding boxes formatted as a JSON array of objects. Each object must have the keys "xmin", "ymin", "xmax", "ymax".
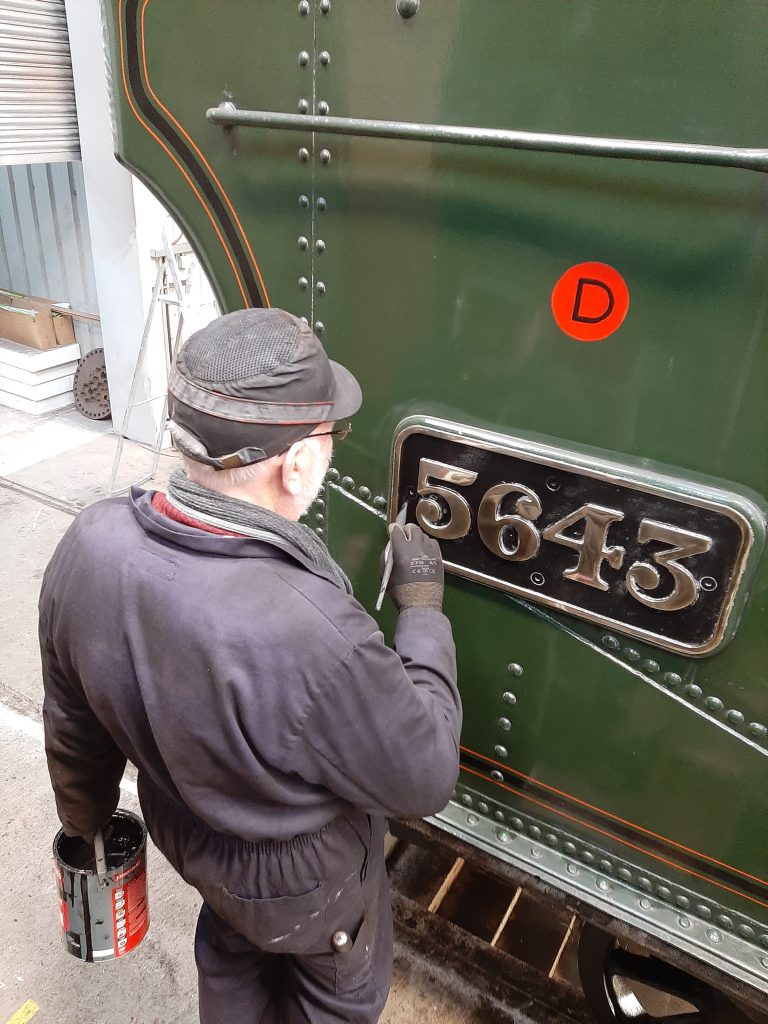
[
  {"xmin": 73, "ymin": 347, "xmax": 111, "ymax": 420},
  {"xmin": 577, "ymin": 923, "xmax": 752, "ymax": 1024}
]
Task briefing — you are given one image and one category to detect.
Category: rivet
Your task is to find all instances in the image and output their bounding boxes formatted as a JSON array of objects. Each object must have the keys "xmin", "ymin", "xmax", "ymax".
[
  {"xmin": 530, "ymin": 571, "xmax": 545, "ymax": 586},
  {"xmin": 663, "ymin": 672, "xmax": 682, "ymax": 687},
  {"xmin": 297, "ymin": 236, "xmax": 309, "ymax": 250},
  {"xmin": 705, "ymin": 696, "xmax": 724, "ymax": 712},
  {"xmin": 507, "ymin": 662, "xmax": 523, "ymax": 676},
  {"xmin": 316, "ymin": 281, "xmax": 326, "ymax": 295},
  {"xmin": 761, "ymin": 934, "xmax": 768, "ymax": 949},
  {"xmin": 639, "ymin": 897, "xmax": 652, "ymax": 910},
  {"xmin": 315, "ymin": 527, "xmax": 324, "ymax": 536},
  {"xmin": 511, "ymin": 817, "xmax": 524, "ymax": 831},
  {"xmin": 545, "ymin": 833, "xmax": 558, "ymax": 848},
  {"xmin": 326, "ymin": 468, "xmax": 340, "ymax": 481},
  {"xmin": 679, "ymin": 916, "xmax": 691, "ymax": 929},
  {"xmin": 638, "ymin": 876, "xmax": 652, "ymax": 892},
  {"xmin": 545, "ymin": 476, "xmax": 561, "ymax": 492},
  {"xmin": 641, "ymin": 659, "xmax": 659, "ymax": 674},
  {"xmin": 563, "ymin": 841, "xmax": 577, "ymax": 855},
  {"xmin": 502, "ymin": 692, "xmax": 517, "ymax": 705},
  {"xmin": 318, "ymin": 101, "xmax": 330, "ymax": 115},
  {"xmin": 675, "ymin": 896, "xmax": 690, "ymax": 909},
  {"xmin": 581, "ymin": 851, "xmax": 595, "ymax": 865},
  {"xmin": 373, "ymin": 496, "xmax": 387, "ymax": 509},
  {"xmin": 300, "ymin": 316, "xmax": 309, "ymax": 324},
  {"xmin": 697, "ymin": 904, "xmax": 712, "ymax": 920},
  {"xmin": 617, "ymin": 868, "xmax": 632, "ymax": 882},
  {"xmin": 299, "ymin": 194, "xmax": 310, "ymax": 209},
  {"xmin": 597, "ymin": 879, "xmax": 611, "ymax": 892},
  {"xmin": 599, "ymin": 859, "xmax": 613, "ymax": 874},
  {"xmin": 623, "ymin": 647, "xmax": 641, "ymax": 662},
  {"xmin": 496, "ymin": 829, "xmax": 511, "ymax": 843},
  {"xmin": 298, "ymin": 50, "xmax": 310, "ymax": 67},
  {"xmin": 320, "ymin": 0, "xmax": 331, "ymax": 12},
  {"xmin": 685, "ymin": 683, "xmax": 702, "ymax": 699},
  {"xmin": 530, "ymin": 847, "xmax": 543, "ymax": 859},
  {"xmin": 602, "ymin": 635, "xmax": 621, "ymax": 652},
  {"xmin": 298, "ymin": 148, "xmax": 310, "ymax": 162},
  {"xmin": 315, "ymin": 498, "xmax": 325, "ymax": 509},
  {"xmin": 528, "ymin": 825, "xmax": 541, "ymax": 839},
  {"xmin": 498, "ymin": 717, "xmax": 512, "ymax": 731},
  {"xmin": 358, "ymin": 486, "xmax": 371, "ymax": 500},
  {"xmin": 657, "ymin": 886, "xmax": 671, "ymax": 901},
  {"xmin": 566, "ymin": 863, "xmax": 579, "ymax": 875},
  {"xmin": 319, "ymin": 50, "xmax": 331, "ymax": 65},
  {"xmin": 396, "ymin": 0, "xmax": 420, "ymax": 17},
  {"xmin": 700, "ymin": 576, "xmax": 718, "ymax": 592},
  {"xmin": 749, "ymin": 722, "xmax": 767, "ymax": 738},
  {"xmin": 493, "ymin": 810, "xmax": 504, "ymax": 822},
  {"xmin": 738, "ymin": 924, "xmax": 755, "ymax": 939},
  {"xmin": 716, "ymin": 915, "xmax": 734, "ymax": 930},
  {"xmin": 494, "ymin": 744, "xmax": 508, "ymax": 759},
  {"xmin": 761, "ymin": 956, "xmax": 768, "ymax": 969},
  {"xmin": 460, "ymin": 794, "xmax": 473, "ymax": 807},
  {"xmin": 477, "ymin": 801, "xmax": 489, "ymax": 814},
  {"xmin": 315, "ymin": 513, "xmax": 324, "ymax": 523},
  {"xmin": 298, "ymin": 0, "xmax": 309, "ymax": 13},
  {"xmin": 725, "ymin": 709, "xmax": 744, "ymax": 726},
  {"xmin": 298, "ymin": 99, "xmax": 309, "ymax": 114},
  {"xmin": 298, "ymin": 276, "xmax": 309, "ymax": 290},
  {"xmin": 315, "ymin": 239, "xmax": 326, "ymax": 253},
  {"xmin": 707, "ymin": 929, "xmax": 721, "ymax": 944},
  {"xmin": 341, "ymin": 476, "xmax": 354, "ymax": 490},
  {"xmin": 316, "ymin": 196, "xmax": 327, "ymax": 211},
  {"xmin": 314, "ymin": 321, "xmax": 325, "ymax": 334},
  {"xmin": 490, "ymin": 770, "xmax": 503, "ymax": 782},
  {"xmin": 320, "ymin": 149, "xmax": 331, "ymax": 164},
  {"xmin": 466, "ymin": 813, "xmax": 478, "ymax": 825}
]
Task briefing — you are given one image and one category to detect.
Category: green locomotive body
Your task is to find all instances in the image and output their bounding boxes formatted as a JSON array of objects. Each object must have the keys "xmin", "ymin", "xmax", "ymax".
[{"xmin": 104, "ymin": 0, "xmax": 768, "ymax": 1002}]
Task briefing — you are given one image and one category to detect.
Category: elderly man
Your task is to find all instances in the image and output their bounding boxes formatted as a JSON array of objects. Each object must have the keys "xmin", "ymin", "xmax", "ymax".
[{"xmin": 39, "ymin": 308, "xmax": 461, "ymax": 1024}]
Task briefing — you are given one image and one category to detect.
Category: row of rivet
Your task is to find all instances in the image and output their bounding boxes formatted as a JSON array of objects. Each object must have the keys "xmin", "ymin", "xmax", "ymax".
[
  {"xmin": 495, "ymin": 660, "xmax": 522, "ymax": 746},
  {"xmin": 455, "ymin": 785, "xmax": 768, "ymax": 953},
  {"xmin": 297, "ymin": 1, "xmax": 330, "ymax": 337},
  {"xmin": 601, "ymin": 633, "xmax": 767, "ymax": 742},
  {"xmin": 325, "ymin": 468, "xmax": 387, "ymax": 512}
]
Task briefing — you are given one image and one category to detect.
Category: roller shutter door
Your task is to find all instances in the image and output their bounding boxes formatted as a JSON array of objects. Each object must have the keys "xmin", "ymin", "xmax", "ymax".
[{"xmin": 0, "ymin": 0, "xmax": 79, "ymax": 164}]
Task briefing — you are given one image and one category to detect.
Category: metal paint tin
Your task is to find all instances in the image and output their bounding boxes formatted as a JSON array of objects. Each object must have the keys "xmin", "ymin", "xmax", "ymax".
[{"xmin": 53, "ymin": 809, "xmax": 149, "ymax": 962}]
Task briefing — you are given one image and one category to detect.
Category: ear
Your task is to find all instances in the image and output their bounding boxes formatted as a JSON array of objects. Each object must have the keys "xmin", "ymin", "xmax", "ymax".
[{"xmin": 281, "ymin": 440, "xmax": 309, "ymax": 495}]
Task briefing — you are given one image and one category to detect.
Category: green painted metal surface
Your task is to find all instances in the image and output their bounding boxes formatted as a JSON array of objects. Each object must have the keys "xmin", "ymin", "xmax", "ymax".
[{"xmin": 103, "ymin": 0, "xmax": 768, "ymax": 987}]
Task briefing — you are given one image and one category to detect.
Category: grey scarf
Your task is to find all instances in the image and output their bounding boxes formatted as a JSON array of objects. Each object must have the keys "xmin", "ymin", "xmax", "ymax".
[{"xmin": 166, "ymin": 469, "xmax": 352, "ymax": 593}]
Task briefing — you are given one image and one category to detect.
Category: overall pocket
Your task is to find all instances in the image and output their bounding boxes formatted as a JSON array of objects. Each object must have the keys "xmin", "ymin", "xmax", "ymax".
[{"xmin": 219, "ymin": 882, "xmax": 329, "ymax": 954}]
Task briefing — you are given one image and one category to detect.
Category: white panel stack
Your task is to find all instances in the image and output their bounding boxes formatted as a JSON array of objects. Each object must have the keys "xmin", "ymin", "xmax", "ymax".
[{"xmin": 0, "ymin": 336, "xmax": 78, "ymax": 413}]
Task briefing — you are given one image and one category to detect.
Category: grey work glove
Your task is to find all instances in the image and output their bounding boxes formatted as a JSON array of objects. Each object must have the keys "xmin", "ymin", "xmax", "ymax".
[{"xmin": 387, "ymin": 523, "xmax": 444, "ymax": 611}]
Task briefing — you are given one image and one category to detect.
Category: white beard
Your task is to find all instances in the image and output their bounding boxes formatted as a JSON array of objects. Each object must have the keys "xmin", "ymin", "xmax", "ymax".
[{"xmin": 294, "ymin": 441, "xmax": 333, "ymax": 519}]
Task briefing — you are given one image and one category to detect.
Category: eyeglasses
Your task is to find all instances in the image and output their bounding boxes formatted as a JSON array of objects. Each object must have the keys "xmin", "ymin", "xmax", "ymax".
[{"xmin": 306, "ymin": 421, "xmax": 352, "ymax": 442}]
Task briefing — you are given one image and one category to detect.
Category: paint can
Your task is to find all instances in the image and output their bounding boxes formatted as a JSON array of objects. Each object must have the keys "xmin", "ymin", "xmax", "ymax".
[{"xmin": 53, "ymin": 809, "xmax": 149, "ymax": 962}]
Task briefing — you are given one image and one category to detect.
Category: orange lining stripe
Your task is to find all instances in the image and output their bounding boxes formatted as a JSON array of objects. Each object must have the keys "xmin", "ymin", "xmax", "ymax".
[
  {"xmin": 118, "ymin": 0, "xmax": 250, "ymax": 306},
  {"xmin": 140, "ymin": 0, "xmax": 270, "ymax": 306},
  {"xmin": 461, "ymin": 745, "xmax": 768, "ymax": 890},
  {"xmin": 461, "ymin": 764, "xmax": 768, "ymax": 911}
]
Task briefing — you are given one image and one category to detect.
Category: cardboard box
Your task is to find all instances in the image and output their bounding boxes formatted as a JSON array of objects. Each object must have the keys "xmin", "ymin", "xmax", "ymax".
[{"xmin": 0, "ymin": 290, "xmax": 76, "ymax": 351}]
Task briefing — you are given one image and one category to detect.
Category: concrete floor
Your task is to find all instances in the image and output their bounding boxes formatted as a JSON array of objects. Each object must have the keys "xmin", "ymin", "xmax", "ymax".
[{"xmin": 0, "ymin": 406, "xmax": 511, "ymax": 1024}]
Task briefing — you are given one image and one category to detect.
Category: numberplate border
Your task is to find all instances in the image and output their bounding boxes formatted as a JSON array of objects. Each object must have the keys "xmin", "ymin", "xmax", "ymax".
[{"xmin": 388, "ymin": 416, "xmax": 765, "ymax": 657}]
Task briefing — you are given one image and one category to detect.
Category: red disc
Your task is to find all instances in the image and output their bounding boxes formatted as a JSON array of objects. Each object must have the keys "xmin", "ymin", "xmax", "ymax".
[{"xmin": 551, "ymin": 262, "xmax": 629, "ymax": 342}]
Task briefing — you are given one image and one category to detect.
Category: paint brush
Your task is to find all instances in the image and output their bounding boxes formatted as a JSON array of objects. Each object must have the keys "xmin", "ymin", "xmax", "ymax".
[{"xmin": 375, "ymin": 502, "xmax": 409, "ymax": 612}]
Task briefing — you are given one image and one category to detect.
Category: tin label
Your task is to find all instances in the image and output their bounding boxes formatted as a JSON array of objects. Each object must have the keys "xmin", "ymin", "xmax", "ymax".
[{"xmin": 111, "ymin": 863, "xmax": 149, "ymax": 957}]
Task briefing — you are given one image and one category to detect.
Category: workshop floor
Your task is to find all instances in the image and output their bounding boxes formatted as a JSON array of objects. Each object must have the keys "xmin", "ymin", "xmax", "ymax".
[{"xmin": 0, "ymin": 406, "xmax": 514, "ymax": 1024}]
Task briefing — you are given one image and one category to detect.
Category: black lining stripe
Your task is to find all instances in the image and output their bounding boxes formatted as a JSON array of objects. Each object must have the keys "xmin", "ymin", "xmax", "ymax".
[
  {"xmin": 461, "ymin": 752, "xmax": 768, "ymax": 906},
  {"xmin": 123, "ymin": 0, "xmax": 263, "ymax": 307}
]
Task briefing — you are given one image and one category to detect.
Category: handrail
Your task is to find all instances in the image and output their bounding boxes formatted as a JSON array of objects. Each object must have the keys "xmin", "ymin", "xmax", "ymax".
[{"xmin": 206, "ymin": 103, "xmax": 768, "ymax": 174}]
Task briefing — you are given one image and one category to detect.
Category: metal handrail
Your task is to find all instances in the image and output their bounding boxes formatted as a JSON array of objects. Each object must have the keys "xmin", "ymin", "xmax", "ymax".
[{"xmin": 206, "ymin": 103, "xmax": 768, "ymax": 174}]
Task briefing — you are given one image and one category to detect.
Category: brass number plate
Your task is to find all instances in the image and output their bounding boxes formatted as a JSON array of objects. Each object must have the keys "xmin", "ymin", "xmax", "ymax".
[{"xmin": 389, "ymin": 420, "xmax": 762, "ymax": 656}]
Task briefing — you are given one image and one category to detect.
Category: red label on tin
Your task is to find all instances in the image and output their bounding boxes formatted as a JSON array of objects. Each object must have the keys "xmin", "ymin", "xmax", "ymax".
[
  {"xmin": 111, "ymin": 866, "xmax": 149, "ymax": 957},
  {"xmin": 551, "ymin": 262, "xmax": 629, "ymax": 342}
]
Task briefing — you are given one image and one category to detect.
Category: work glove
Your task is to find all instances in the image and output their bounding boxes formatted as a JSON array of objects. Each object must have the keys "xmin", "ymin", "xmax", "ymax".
[{"xmin": 386, "ymin": 522, "xmax": 444, "ymax": 611}]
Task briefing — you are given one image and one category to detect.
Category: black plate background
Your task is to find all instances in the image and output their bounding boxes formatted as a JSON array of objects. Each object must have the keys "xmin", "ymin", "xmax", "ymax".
[{"xmin": 396, "ymin": 433, "xmax": 746, "ymax": 649}]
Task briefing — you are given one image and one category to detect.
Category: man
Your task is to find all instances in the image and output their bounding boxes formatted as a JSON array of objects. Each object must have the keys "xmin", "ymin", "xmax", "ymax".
[{"xmin": 39, "ymin": 308, "xmax": 461, "ymax": 1024}]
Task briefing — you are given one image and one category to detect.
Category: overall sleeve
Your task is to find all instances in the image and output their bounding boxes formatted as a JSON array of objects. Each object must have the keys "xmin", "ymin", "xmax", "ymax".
[
  {"xmin": 39, "ymin": 604, "xmax": 126, "ymax": 843},
  {"xmin": 293, "ymin": 607, "xmax": 462, "ymax": 818}
]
